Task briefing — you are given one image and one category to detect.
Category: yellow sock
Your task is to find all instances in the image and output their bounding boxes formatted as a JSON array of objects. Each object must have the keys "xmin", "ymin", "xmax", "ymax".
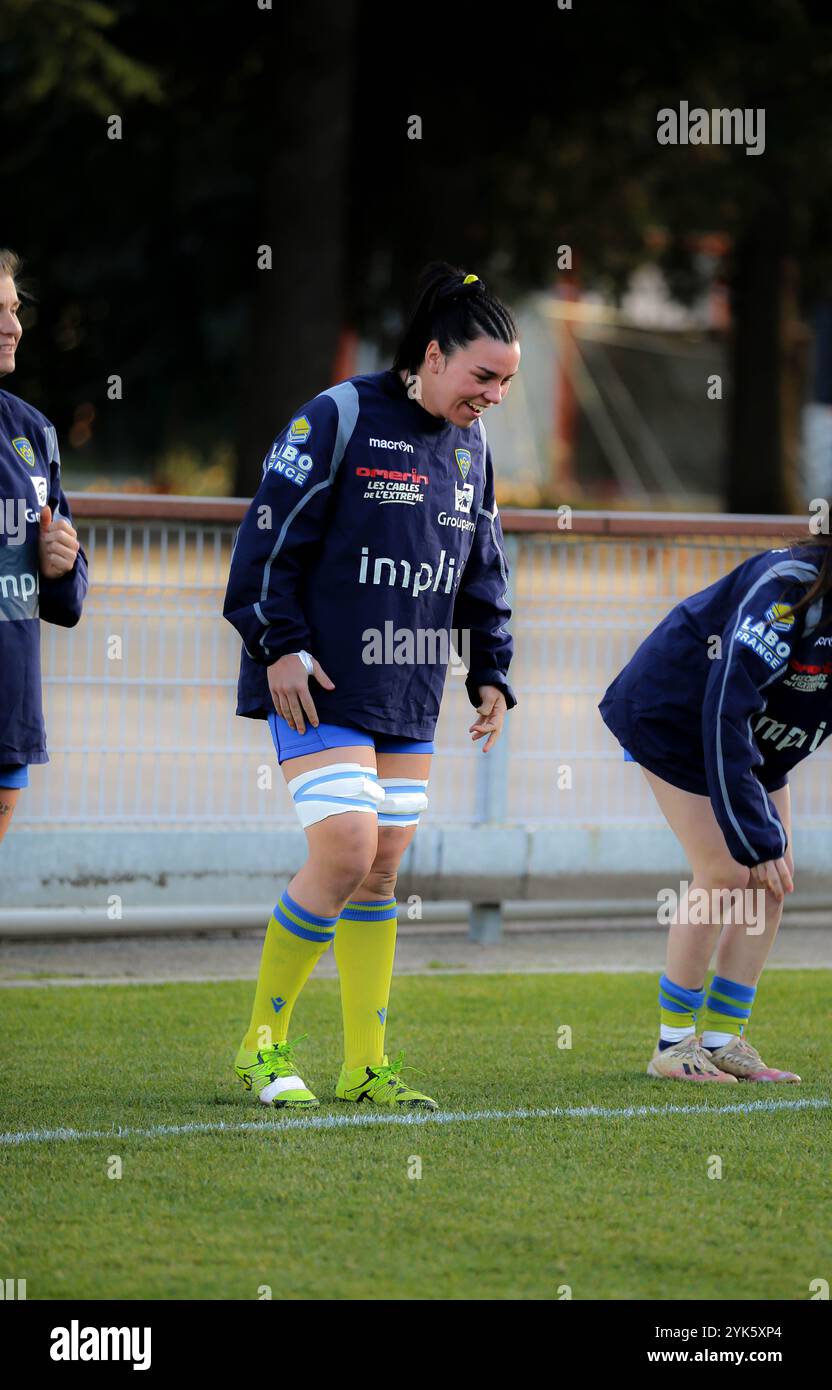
[
  {"xmin": 334, "ymin": 897, "xmax": 398, "ymax": 1069},
  {"xmin": 242, "ymin": 889, "xmax": 338, "ymax": 1052}
]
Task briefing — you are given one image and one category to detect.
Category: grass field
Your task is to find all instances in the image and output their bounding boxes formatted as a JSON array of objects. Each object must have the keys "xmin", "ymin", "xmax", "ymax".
[{"xmin": 1, "ymin": 970, "xmax": 830, "ymax": 1301}]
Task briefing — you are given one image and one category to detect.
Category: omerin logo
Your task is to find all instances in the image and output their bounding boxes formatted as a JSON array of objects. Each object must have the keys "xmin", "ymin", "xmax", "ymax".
[{"xmin": 356, "ymin": 465, "xmax": 428, "ymax": 505}]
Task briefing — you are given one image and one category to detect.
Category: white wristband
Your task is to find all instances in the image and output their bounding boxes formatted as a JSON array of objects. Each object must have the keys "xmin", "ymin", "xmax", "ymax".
[{"xmin": 295, "ymin": 650, "xmax": 314, "ymax": 675}]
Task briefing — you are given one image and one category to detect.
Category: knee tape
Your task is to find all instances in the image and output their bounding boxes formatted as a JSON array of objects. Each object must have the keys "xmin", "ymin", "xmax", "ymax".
[
  {"xmin": 376, "ymin": 777, "xmax": 429, "ymax": 828},
  {"xmin": 287, "ymin": 762, "xmax": 385, "ymax": 829}
]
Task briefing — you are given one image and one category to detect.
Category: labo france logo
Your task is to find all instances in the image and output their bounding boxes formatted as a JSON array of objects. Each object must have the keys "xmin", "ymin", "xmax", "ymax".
[
  {"xmin": 358, "ymin": 545, "xmax": 457, "ymax": 597},
  {"xmin": 734, "ymin": 614, "xmax": 791, "ymax": 668},
  {"xmin": 265, "ymin": 440, "xmax": 314, "ymax": 487}
]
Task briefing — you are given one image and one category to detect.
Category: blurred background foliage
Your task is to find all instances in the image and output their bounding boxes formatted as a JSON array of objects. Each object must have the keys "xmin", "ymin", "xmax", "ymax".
[{"xmin": 2, "ymin": 0, "xmax": 832, "ymax": 510}]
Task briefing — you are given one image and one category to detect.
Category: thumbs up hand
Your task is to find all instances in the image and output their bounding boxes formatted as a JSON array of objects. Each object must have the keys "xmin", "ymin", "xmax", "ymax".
[{"xmin": 38, "ymin": 504, "xmax": 80, "ymax": 578}]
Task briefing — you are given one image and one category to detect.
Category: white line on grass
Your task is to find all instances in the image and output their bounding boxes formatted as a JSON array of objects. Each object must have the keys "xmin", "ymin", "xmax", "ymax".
[
  {"xmin": 1, "ymin": 962, "xmax": 831, "ymax": 987},
  {"xmin": 1, "ymin": 1098, "xmax": 827, "ymax": 1147}
]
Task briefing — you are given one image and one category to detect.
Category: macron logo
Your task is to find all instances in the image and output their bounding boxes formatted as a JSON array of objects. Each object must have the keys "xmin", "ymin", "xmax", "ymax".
[
  {"xmin": 369, "ymin": 437, "xmax": 414, "ymax": 453},
  {"xmin": 50, "ymin": 1321, "xmax": 151, "ymax": 1371}
]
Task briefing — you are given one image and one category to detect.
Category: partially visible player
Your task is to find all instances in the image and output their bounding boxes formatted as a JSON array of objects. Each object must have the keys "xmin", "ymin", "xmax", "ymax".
[
  {"xmin": 600, "ymin": 532, "xmax": 832, "ymax": 1082},
  {"xmin": 224, "ymin": 262, "xmax": 519, "ymax": 1110},
  {"xmin": 0, "ymin": 250, "xmax": 88, "ymax": 842}
]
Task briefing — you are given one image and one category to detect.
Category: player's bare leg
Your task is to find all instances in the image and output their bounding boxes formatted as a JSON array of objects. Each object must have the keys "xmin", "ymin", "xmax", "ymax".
[
  {"xmin": 349, "ymin": 750, "xmax": 431, "ymax": 901},
  {"xmin": 705, "ymin": 783, "xmax": 799, "ymax": 1080},
  {"xmin": 640, "ymin": 767, "xmax": 751, "ymax": 988},
  {"xmin": 713, "ymin": 784, "xmax": 791, "ymax": 986},
  {"xmin": 282, "ymin": 745, "xmax": 381, "ymax": 916},
  {"xmin": 334, "ymin": 751, "xmax": 438, "ymax": 1109},
  {"xmin": 0, "ymin": 788, "xmax": 22, "ymax": 844},
  {"xmin": 641, "ymin": 768, "xmax": 745, "ymax": 1082},
  {"xmin": 235, "ymin": 746, "xmax": 380, "ymax": 1108},
  {"xmin": 640, "ymin": 768, "xmax": 798, "ymax": 1081}
]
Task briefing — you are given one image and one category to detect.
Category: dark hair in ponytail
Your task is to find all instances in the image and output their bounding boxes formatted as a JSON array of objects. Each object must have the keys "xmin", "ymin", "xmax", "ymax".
[
  {"xmin": 784, "ymin": 523, "xmax": 832, "ymax": 624},
  {"xmin": 392, "ymin": 261, "xmax": 518, "ymax": 375}
]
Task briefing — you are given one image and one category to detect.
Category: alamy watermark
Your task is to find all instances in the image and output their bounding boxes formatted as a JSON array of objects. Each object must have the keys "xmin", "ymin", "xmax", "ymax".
[
  {"xmin": 657, "ymin": 102, "xmax": 765, "ymax": 157},
  {"xmin": 658, "ymin": 882, "xmax": 767, "ymax": 933},
  {"xmin": 362, "ymin": 622, "xmax": 470, "ymax": 673}
]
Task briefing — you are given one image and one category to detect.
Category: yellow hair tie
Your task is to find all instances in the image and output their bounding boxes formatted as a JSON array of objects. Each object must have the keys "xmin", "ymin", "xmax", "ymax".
[{"xmin": 462, "ymin": 274, "xmax": 479, "ymax": 284}]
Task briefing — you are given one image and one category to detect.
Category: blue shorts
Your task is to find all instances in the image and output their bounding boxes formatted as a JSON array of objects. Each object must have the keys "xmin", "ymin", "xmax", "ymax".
[
  {"xmin": 0, "ymin": 763, "xmax": 29, "ymax": 789},
  {"xmin": 267, "ymin": 713, "xmax": 434, "ymax": 766}
]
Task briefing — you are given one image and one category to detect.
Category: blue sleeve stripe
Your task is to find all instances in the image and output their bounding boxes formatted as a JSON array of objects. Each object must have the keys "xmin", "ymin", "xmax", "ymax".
[
  {"xmin": 714, "ymin": 560, "xmax": 818, "ymax": 861},
  {"xmin": 255, "ymin": 382, "xmax": 360, "ymax": 652}
]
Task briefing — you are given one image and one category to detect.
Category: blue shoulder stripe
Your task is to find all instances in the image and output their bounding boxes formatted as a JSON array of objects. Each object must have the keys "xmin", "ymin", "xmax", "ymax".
[
  {"xmin": 714, "ymin": 559, "xmax": 818, "ymax": 860},
  {"xmin": 255, "ymin": 381, "xmax": 360, "ymax": 651}
]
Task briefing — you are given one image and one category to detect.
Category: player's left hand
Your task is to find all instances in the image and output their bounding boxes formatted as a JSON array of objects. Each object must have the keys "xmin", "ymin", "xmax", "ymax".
[
  {"xmin": 38, "ymin": 505, "xmax": 79, "ymax": 579},
  {"xmin": 469, "ymin": 686, "xmax": 507, "ymax": 753},
  {"xmin": 750, "ymin": 856, "xmax": 794, "ymax": 901}
]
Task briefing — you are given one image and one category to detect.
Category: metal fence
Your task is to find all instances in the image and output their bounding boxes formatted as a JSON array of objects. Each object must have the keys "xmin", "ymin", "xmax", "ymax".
[{"xmin": 26, "ymin": 499, "xmax": 830, "ymax": 832}]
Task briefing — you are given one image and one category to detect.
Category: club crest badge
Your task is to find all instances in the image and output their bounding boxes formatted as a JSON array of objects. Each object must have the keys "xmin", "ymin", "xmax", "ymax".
[
  {"xmin": 454, "ymin": 447, "xmax": 472, "ymax": 480},
  {"xmin": 12, "ymin": 437, "xmax": 35, "ymax": 467}
]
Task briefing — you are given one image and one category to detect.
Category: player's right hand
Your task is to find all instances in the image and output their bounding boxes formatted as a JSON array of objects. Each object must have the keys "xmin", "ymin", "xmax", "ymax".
[
  {"xmin": 750, "ymin": 856, "xmax": 794, "ymax": 902},
  {"xmin": 267, "ymin": 654, "xmax": 335, "ymax": 735}
]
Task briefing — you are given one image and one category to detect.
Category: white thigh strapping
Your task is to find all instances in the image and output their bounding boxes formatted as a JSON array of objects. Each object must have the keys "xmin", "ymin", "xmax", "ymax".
[
  {"xmin": 376, "ymin": 777, "xmax": 429, "ymax": 828},
  {"xmin": 287, "ymin": 762, "xmax": 385, "ymax": 829}
]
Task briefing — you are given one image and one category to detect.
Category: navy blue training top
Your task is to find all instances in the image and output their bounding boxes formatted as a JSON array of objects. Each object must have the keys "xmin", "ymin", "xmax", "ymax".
[
  {"xmin": 599, "ymin": 545, "xmax": 832, "ymax": 867},
  {"xmin": 223, "ymin": 369, "xmax": 517, "ymax": 740},
  {"xmin": 0, "ymin": 390, "xmax": 88, "ymax": 765}
]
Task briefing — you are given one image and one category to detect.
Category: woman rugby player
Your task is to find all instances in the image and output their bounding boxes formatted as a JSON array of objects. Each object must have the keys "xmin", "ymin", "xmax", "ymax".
[
  {"xmin": 224, "ymin": 263, "xmax": 519, "ymax": 1109},
  {"xmin": 0, "ymin": 250, "xmax": 87, "ymax": 842},
  {"xmin": 600, "ymin": 533, "xmax": 832, "ymax": 1083}
]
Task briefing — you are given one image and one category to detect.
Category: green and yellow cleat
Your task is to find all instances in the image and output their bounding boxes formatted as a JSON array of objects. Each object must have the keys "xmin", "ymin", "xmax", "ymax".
[
  {"xmin": 234, "ymin": 1035, "xmax": 319, "ymax": 1108},
  {"xmin": 335, "ymin": 1051, "xmax": 438, "ymax": 1110}
]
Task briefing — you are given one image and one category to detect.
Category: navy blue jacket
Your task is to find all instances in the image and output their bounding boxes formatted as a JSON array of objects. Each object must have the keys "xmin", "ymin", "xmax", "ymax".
[
  {"xmin": 599, "ymin": 546, "xmax": 832, "ymax": 867},
  {"xmin": 0, "ymin": 390, "xmax": 88, "ymax": 765},
  {"xmin": 223, "ymin": 370, "xmax": 516, "ymax": 740}
]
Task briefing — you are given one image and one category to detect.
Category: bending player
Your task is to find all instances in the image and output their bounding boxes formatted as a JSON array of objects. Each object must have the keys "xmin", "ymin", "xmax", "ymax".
[
  {"xmin": 600, "ymin": 533, "xmax": 832, "ymax": 1082},
  {"xmin": 224, "ymin": 262, "xmax": 519, "ymax": 1109},
  {"xmin": 0, "ymin": 250, "xmax": 87, "ymax": 842}
]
